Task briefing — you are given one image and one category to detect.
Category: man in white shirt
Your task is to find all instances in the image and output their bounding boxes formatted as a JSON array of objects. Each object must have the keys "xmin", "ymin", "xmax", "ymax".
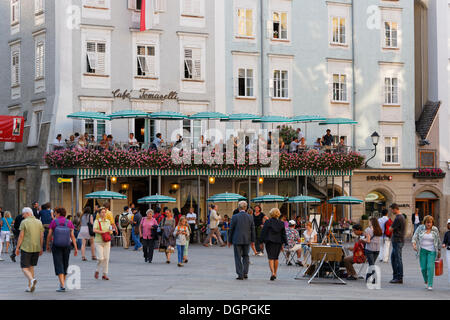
[
  {"xmin": 186, "ymin": 207, "xmax": 197, "ymax": 243},
  {"xmin": 203, "ymin": 204, "xmax": 225, "ymax": 247},
  {"xmin": 378, "ymin": 209, "xmax": 390, "ymax": 262},
  {"xmin": 53, "ymin": 134, "xmax": 65, "ymax": 150},
  {"xmin": 289, "ymin": 138, "xmax": 299, "ymax": 153}
]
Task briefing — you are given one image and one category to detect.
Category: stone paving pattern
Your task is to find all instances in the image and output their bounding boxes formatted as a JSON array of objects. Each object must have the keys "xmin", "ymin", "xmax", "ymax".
[{"xmin": 0, "ymin": 243, "xmax": 449, "ymax": 300}]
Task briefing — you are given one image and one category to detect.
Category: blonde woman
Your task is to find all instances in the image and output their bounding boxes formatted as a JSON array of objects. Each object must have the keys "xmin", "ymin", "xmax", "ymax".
[
  {"xmin": 260, "ymin": 208, "xmax": 288, "ymax": 281},
  {"xmin": 412, "ymin": 215, "xmax": 441, "ymax": 290},
  {"xmin": 173, "ymin": 217, "xmax": 190, "ymax": 267},
  {"xmin": 0, "ymin": 211, "xmax": 14, "ymax": 260},
  {"xmin": 93, "ymin": 208, "xmax": 113, "ymax": 280}
]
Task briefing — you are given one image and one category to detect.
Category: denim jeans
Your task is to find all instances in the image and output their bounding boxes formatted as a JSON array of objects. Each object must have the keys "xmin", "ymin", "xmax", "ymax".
[
  {"xmin": 177, "ymin": 245, "xmax": 185, "ymax": 264},
  {"xmin": 131, "ymin": 229, "xmax": 142, "ymax": 250},
  {"xmin": 391, "ymin": 241, "xmax": 404, "ymax": 280},
  {"xmin": 220, "ymin": 230, "xmax": 228, "ymax": 243}
]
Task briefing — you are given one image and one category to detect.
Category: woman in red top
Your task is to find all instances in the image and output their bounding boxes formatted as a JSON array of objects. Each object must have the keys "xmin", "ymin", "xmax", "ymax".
[{"xmin": 140, "ymin": 209, "xmax": 158, "ymax": 263}]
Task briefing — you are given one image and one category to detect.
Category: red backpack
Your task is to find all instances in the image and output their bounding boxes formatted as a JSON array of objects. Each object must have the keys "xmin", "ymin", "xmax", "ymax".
[
  {"xmin": 384, "ymin": 219, "xmax": 393, "ymax": 238},
  {"xmin": 352, "ymin": 240, "xmax": 366, "ymax": 264}
]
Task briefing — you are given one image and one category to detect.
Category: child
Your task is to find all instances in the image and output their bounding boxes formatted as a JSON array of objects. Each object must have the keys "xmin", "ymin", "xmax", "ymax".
[
  {"xmin": 442, "ymin": 219, "xmax": 450, "ymax": 284},
  {"xmin": 173, "ymin": 217, "xmax": 190, "ymax": 267}
]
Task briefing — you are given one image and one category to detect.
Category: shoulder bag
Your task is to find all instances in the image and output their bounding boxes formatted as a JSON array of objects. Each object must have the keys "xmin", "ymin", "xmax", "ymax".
[{"xmin": 98, "ymin": 219, "xmax": 111, "ymax": 243}]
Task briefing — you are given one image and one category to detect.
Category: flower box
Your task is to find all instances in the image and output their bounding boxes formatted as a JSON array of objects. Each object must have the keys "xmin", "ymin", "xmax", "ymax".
[{"xmin": 414, "ymin": 169, "xmax": 446, "ymax": 179}]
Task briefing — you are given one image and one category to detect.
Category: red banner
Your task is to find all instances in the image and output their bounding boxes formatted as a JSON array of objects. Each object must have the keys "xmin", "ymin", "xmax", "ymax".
[{"xmin": 0, "ymin": 115, "xmax": 24, "ymax": 143}]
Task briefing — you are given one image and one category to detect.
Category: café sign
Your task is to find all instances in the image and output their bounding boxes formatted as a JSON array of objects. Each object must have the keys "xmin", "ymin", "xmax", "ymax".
[{"xmin": 112, "ymin": 89, "xmax": 178, "ymax": 101}]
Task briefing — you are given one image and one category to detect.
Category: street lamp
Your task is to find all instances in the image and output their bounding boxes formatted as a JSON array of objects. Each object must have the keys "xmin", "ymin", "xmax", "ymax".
[{"xmin": 365, "ymin": 131, "xmax": 380, "ymax": 168}]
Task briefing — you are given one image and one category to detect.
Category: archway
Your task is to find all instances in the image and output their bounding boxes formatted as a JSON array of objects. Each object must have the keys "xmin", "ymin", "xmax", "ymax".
[{"xmin": 415, "ymin": 190, "xmax": 439, "ymax": 221}]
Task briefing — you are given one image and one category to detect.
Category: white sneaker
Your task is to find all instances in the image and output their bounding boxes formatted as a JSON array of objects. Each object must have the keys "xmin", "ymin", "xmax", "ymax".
[
  {"xmin": 0, "ymin": 258, "xmax": 4, "ymax": 261},
  {"xmin": 258, "ymin": 252, "xmax": 264, "ymax": 256},
  {"xmin": 427, "ymin": 286, "xmax": 433, "ymax": 291},
  {"xmin": 25, "ymin": 287, "xmax": 31, "ymax": 293}
]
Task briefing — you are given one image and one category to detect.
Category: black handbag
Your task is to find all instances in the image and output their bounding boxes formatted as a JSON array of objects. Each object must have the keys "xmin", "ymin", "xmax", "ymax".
[{"xmin": 87, "ymin": 214, "xmax": 95, "ymax": 237}]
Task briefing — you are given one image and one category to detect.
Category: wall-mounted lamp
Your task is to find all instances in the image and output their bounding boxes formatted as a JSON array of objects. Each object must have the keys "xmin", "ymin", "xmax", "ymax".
[
  {"xmin": 258, "ymin": 177, "xmax": 264, "ymax": 184},
  {"xmin": 121, "ymin": 183, "xmax": 129, "ymax": 191},
  {"xmin": 140, "ymin": 127, "xmax": 145, "ymax": 136},
  {"xmin": 111, "ymin": 177, "xmax": 118, "ymax": 184},
  {"xmin": 169, "ymin": 183, "xmax": 180, "ymax": 194},
  {"xmin": 209, "ymin": 177, "xmax": 216, "ymax": 185},
  {"xmin": 365, "ymin": 131, "xmax": 380, "ymax": 168}
]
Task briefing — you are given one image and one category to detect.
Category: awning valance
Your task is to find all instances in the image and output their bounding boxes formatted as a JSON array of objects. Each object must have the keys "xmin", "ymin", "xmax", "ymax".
[{"xmin": 50, "ymin": 168, "xmax": 353, "ymax": 179}]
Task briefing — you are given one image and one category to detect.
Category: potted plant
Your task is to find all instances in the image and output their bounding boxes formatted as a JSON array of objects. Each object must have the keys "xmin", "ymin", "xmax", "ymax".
[{"xmin": 360, "ymin": 214, "xmax": 369, "ymax": 230}]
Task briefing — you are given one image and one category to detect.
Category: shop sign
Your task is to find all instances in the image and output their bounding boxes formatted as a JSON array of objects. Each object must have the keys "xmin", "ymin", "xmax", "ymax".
[
  {"xmin": 0, "ymin": 115, "xmax": 24, "ymax": 143},
  {"xmin": 57, "ymin": 178, "xmax": 73, "ymax": 184},
  {"xmin": 366, "ymin": 175, "xmax": 393, "ymax": 181},
  {"xmin": 398, "ymin": 204, "xmax": 410, "ymax": 208},
  {"xmin": 112, "ymin": 89, "xmax": 178, "ymax": 101}
]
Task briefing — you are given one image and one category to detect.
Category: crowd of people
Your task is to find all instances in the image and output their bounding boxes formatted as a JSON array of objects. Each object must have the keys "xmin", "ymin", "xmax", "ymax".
[
  {"xmin": 0, "ymin": 200, "xmax": 449, "ymax": 293},
  {"xmin": 50, "ymin": 127, "xmax": 349, "ymax": 155}
]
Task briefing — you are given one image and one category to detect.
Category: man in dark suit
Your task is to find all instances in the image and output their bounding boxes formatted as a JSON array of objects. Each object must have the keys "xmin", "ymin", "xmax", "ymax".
[{"xmin": 228, "ymin": 201, "xmax": 255, "ymax": 280}]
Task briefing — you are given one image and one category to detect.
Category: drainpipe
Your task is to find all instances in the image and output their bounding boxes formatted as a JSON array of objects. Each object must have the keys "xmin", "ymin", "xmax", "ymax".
[
  {"xmin": 350, "ymin": 0, "xmax": 356, "ymax": 220},
  {"xmin": 351, "ymin": 0, "xmax": 356, "ymax": 150},
  {"xmin": 260, "ymin": 0, "xmax": 265, "ymax": 117}
]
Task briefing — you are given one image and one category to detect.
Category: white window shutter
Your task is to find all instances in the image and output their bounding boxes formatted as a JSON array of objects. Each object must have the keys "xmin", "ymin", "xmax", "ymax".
[
  {"xmin": 146, "ymin": 55, "xmax": 155, "ymax": 75},
  {"xmin": 269, "ymin": 78, "xmax": 274, "ymax": 97},
  {"xmin": 97, "ymin": 51, "xmax": 105, "ymax": 74},
  {"xmin": 193, "ymin": 48, "xmax": 201, "ymax": 80},
  {"xmin": 184, "ymin": 0, "xmax": 192, "ymax": 14},
  {"xmin": 192, "ymin": 0, "xmax": 201, "ymax": 15},
  {"xmin": 128, "ymin": 0, "xmax": 136, "ymax": 9}
]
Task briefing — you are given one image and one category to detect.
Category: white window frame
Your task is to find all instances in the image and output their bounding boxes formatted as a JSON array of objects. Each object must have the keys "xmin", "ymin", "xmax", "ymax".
[
  {"xmin": 35, "ymin": 41, "xmax": 45, "ymax": 80},
  {"xmin": 273, "ymin": 70, "xmax": 289, "ymax": 98},
  {"xmin": 384, "ymin": 136, "xmax": 399, "ymax": 164},
  {"xmin": 384, "ymin": 77, "xmax": 399, "ymax": 105},
  {"xmin": 237, "ymin": 68, "xmax": 254, "ymax": 97},
  {"xmin": 154, "ymin": 0, "xmax": 166, "ymax": 12},
  {"xmin": 331, "ymin": 17, "xmax": 346, "ymax": 45},
  {"xmin": 35, "ymin": 0, "xmax": 44, "ymax": 14},
  {"xmin": 272, "ymin": 11, "xmax": 288, "ymax": 40},
  {"xmin": 11, "ymin": 0, "xmax": 20, "ymax": 25},
  {"xmin": 11, "ymin": 50, "xmax": 20, "ymax": 87},
  {"xmin": 85, "ymin": 41, "xmax": 106, "ymax": 75},
  {"xmin": 84, "ymin": 116, "xmax": 107, "ymax": 142},
  {"xmin": 332, "ymin": 74, "xmax": 347, "ymax": 102},
  {"xmin": 85, "ymin": 0, "xmax": 107, "ymax": 8},
  {"xmin": 384, "ymin": 21, "xmax": 398, "ymax": 49},
  {"xmin": 237, "ymin": 8, "xmax": 253, "ymax": 37},
  {"xmin": 183, "ymin": 47, "xmax": 202, "ymax": 80},
  {"xmin": 27, "ymin": 110, "xmax": 43, "ymax": 147},
  {"xmin": 182, "ymin": 119, "xmax": 203, "ymax": 147},
  {"xmin": 136, "ymin": 44, "xmax": 156, "ymax": 77}
]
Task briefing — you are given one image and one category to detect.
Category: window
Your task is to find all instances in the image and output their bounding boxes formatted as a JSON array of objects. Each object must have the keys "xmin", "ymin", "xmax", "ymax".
[
  {"xmin": 183, "ymin": 0, "xmax": 201, "ymax": 16},
  {"xmin": 11, "ymin": 51, "xmax": 20, "ymax": 87},
  {"xmin": 419, "ymin": 150, "xmax": 436, "ymax": 168},
  {"xmin": 137, "ymin": 45, "xmax": 156, "ymax": 77},
  {"xmin": 155, "ymin": 0, "xmax": 166, "ymax": 12},
  {"xmin": 237, "ymin": 9, "xmax": 253, "ymax": 37},
  {"xmin": 28, "ymin": 111, "xmax": 42, "ymax": 147},
  {"xmin": 86, "ymin": 42, "xmax": 106, "ymax": 75},
  {"xmin": 384, "ymin": 22, "xmax": 398, "ymax": 48},
  {"xmin": 332, "ymin": 74, "xmax": 347, "ymax": 102},
  {"xmin": 183, "ymin": 119, "xmax": 202, "ymax": 147},
  {"xmin": 11, "ymin": 0, "xmax": 19, "ymax": 25},
  {"xmin": 183, "ymin": 48, "xmax": 201, "ymax": 80},
  {"xmin": 85, "ymin": 116, "xmax": 106, "ymax": 142},
  {"xmin": 332, "ymin": 17, "xmax": 346, "ymax": 44},
  {"xmin": 35, "ymin": 0, "xmax": 43, "ymax": 13},
  {"xmin": 272, "ymin": 12, "xmax": 287, "ymax": 40},
  {"xmin": 35, "ymin": 41, "xmax": 45, "ymax": 79},
  {"xmin": 85, "ymin": 0, "xmax": 107, "ymax": 8},
  {"xmin": 273, "ymin": 70, "xmax": 288, "ymax": 98},
  {"xmin": 238, "ymin": 69, "xmax": 254, "ymax": 97},
  {"xmin": 384, "ymin": 137, "xmax": 399, "ymax": 163},
  {"xmin": 384, "ymin": 77, "xmax": 398, "ymax": 104}
]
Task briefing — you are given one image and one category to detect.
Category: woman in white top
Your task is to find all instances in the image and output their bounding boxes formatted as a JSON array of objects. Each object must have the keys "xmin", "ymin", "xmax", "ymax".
[
  {"xmin": 412, "ymin": 215, "xmax": 441, "ymax": 290},
  {"xmin": 301, "ymin": 222, "xmax": 317, "ymax": 265},
  {"xmin": 173, "ymin": 217, "xmax": 190, "ymax": 267}
]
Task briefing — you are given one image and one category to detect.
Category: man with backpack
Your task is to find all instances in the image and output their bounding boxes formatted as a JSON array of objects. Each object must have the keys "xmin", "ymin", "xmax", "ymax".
[
  {"xmin": 131, "ymin": 208, "xmax": 143, "ymax": 251},
  {"xmin": 119, "ymin": 206, "xmax": 133, "ymax": 249},
  {"xmin": 46, "ymin": 207, "xmax": 78, "ymax": 292},
  {"xmin": 378, "ymin": 209, "xmax": 392, "ymax": 263}
]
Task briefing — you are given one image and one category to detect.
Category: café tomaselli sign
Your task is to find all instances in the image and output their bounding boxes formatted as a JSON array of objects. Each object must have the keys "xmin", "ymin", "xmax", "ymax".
[{"xmin": 112, "ymin": 89, "xmax": 178, "ymax": 101}]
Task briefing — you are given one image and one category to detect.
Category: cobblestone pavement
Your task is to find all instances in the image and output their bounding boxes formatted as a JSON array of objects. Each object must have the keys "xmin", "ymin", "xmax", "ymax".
[{"xmin": 0, "ymin": 242, "xmax": 449, "ymax": 300}]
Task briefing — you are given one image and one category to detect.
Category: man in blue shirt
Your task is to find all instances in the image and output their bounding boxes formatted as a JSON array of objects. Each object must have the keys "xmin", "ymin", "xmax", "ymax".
[{"xmin": 39, "ymin": 203, "xmax": 54, "ymax": 252}]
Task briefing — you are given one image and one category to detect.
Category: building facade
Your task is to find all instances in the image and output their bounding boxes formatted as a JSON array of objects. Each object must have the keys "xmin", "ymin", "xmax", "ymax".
[{"xmin": 0, "ymin": 0, "xmax": 446, "ymax": 233}]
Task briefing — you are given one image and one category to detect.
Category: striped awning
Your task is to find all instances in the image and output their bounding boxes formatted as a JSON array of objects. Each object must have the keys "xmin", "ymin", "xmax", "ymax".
[{"xmin": 50, "ymin": 168, "xmax": 354, "ymax": 179}]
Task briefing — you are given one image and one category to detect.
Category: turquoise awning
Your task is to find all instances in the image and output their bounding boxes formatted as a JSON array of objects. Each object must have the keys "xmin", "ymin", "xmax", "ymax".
[
  {"xmin": 148, "ymin": 111, "xmax": 187, "ymax": 120},
  {"xmin": 189, "ymin": 112, "xmax": 229, "ymax": 120},
  {"xmin": 85, "ymin": 190, "xmax": 127, "ymax": 200},
  {"xmin": 137, "ymin": 194, "xmax": 177, "ymax": 204},
  {"xmin": 286, "ymin": 196, "xmax": 322, "ymax": 203},
  {"xmin": 207, "ymin": 193, "xmax": 246, "ymax": 202},
  {"xmin": 68, "ymin": 112, "xmax": 110, "ymax": 121},
  {"xmin": 253, "ymin": 116, "xmax": 292, "ymax": 123},
  {"xmin": 327, "ymin": 196, "xmax": 363, "ymax": 205},
  {"xmin": 109, "ymin": 110, "xmax": 148, "ymax": 120},
  {"xmin": 251, "ymin": 194, "xmax": 286, "ymax": 203},
  {"xmin": 222, "ymin": 113, "xmax": 262, "ymax": 121},
  {"xmin": 319, "ymin": 118, "xmax": 358, "ymax": 125},
  {"xmin": 291, "ymin": 115, "xmax": 326, "ymax": 122}
]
